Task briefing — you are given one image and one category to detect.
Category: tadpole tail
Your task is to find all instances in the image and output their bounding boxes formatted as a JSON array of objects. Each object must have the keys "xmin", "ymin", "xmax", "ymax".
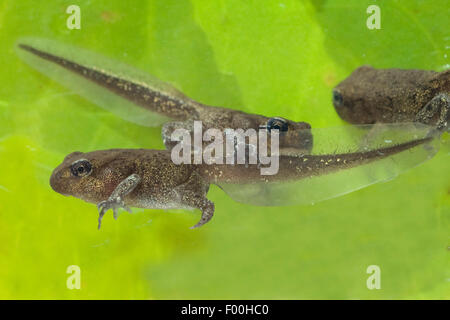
[
  {"xmin": 204, "ymin": 134, "xmax": 439, "ymax": 184},
  {"xmin": 17, "ymin": 42, "xmax": 199, "ymax": 121}
]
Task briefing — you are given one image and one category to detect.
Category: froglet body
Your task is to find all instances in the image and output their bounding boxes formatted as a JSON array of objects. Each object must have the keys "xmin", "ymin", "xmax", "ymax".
[{"xmin": 50, "ymin": 133, "xmax": 437, "ymax": 229}]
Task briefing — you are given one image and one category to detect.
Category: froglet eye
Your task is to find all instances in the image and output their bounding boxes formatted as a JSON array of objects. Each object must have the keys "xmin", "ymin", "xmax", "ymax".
[
  {"xmin": 70, "ymin": 159, "xmax": 92, "ymax": 177},
  {"xmin": 266, "ymin": 117, "xmax": 289, "ymax": 133},
  {"xmin": 332, "ymin": 89, "xmax": 343, "ymax": 107}
]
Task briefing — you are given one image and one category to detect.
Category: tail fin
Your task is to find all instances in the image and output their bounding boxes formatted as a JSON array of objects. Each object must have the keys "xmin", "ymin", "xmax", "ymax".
[{"xmin": 16, "ymin": 37, "xmax": 200, "ymax": 126}]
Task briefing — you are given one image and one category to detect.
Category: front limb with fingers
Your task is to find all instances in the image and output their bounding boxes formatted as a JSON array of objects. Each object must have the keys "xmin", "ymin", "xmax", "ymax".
[{"xmin": 97, "ymin": 173, "xmax": 141, "ymax": 229}]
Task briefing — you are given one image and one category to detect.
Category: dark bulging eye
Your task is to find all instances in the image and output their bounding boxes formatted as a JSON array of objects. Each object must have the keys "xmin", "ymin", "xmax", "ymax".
[
  {"xmin": 267, "ymin": 117, "xmax": 289, "ymax": 133},
  {"xmin": 332, "ymin": 89, "xmax": 343, "ymax": 107},
  {"xmin": 70, "ymin": 159, "xmax": 92, "ymax": 177}
]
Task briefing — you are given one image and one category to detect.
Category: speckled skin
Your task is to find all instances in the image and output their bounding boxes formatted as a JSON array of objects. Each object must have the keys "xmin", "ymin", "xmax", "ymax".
[
  {"xmin": 51, "ymin": 150, "xmax": 202, "ymax": 208},
  {"xmin": 50, "ymin": 149, "xmax": 213, "ymax": 228},
  {"xmin": 50, "ymin": 136, "xmax": 431, "ymax": 228},
  {"xmin": 18, "ymin": 43, "xmax": 313, "ymax": 153},
  {"xmin": 332, "ymin": 66, "xmax": 449, "ymax": 130}
]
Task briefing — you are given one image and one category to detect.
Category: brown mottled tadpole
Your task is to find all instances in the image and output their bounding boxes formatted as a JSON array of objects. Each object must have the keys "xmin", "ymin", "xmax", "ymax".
[
  {"xmin": 332, "ymin": 66, "xmax": 449, "ymax": 130},
  {"xmin": 48, "ymin": 124, "xmax": 439, "ymax": 229},
  {"xmin": 16, "ymin": 39, "xmax": 314, "ymax": 156}
]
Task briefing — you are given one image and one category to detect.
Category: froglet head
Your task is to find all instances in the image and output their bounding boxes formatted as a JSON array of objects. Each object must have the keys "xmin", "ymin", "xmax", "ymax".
[
  {"xmin": 332, "ymin": 65, "xmax": 376, "ymax": 123},
  {"xmin": 50, "ymin": 150, "xmax": 135, "ymax": 204}
]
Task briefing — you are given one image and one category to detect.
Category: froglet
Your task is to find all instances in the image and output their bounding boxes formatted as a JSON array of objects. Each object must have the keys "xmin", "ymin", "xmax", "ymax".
[
  {"xmin": 16, "ymin": 38, "xmax": 313, "ymax": 155},
  {"xmin": 332, "ymin": 66, "xmax": 449, "ymax": 130},
  {"xmin": 49, "ymin": 129, "xmax": 438, "ymax": 229}
]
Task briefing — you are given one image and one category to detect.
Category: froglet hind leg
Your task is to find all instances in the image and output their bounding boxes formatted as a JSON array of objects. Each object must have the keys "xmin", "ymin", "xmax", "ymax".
[
  {"xmin": 173, "ymin": 171, "xmax": 214, "ymax": 229},
  {"xmin": 97, "ymin": 173, "xmax": 141, "ymax": 229},
  {"xmin": 416, "ymin": 93, "xmax": 450, "ymax": 131},
  {"xmin": 189, "ymin": 197, "xmax": 215, "ymax": 229}
]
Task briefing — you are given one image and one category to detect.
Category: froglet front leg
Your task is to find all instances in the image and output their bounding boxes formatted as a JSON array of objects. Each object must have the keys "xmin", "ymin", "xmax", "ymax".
[
  {"xmin": 415, "ymin": 93, "xmax": 449, "ymax": 130},
  {"xmin": 97, "ymin": 173, "xmax": 141, "ymax": 229}
]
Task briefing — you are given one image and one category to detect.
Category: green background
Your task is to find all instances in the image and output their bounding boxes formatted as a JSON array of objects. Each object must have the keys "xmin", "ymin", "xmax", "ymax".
[{"xmin": 0, "ymin": 0, "xmax": 448, "ymax": 299}]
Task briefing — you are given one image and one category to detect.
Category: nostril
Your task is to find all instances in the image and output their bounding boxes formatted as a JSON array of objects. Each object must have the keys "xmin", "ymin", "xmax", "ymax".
[{"xmin": 332, "ymin": 89, "xmax": 344, "ymax": 107}]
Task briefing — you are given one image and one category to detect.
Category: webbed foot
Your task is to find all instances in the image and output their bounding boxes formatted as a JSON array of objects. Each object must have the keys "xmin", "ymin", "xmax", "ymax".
[{"xmin": 97, "ymin": 197, "xmax": 132, "ymax": 229}]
